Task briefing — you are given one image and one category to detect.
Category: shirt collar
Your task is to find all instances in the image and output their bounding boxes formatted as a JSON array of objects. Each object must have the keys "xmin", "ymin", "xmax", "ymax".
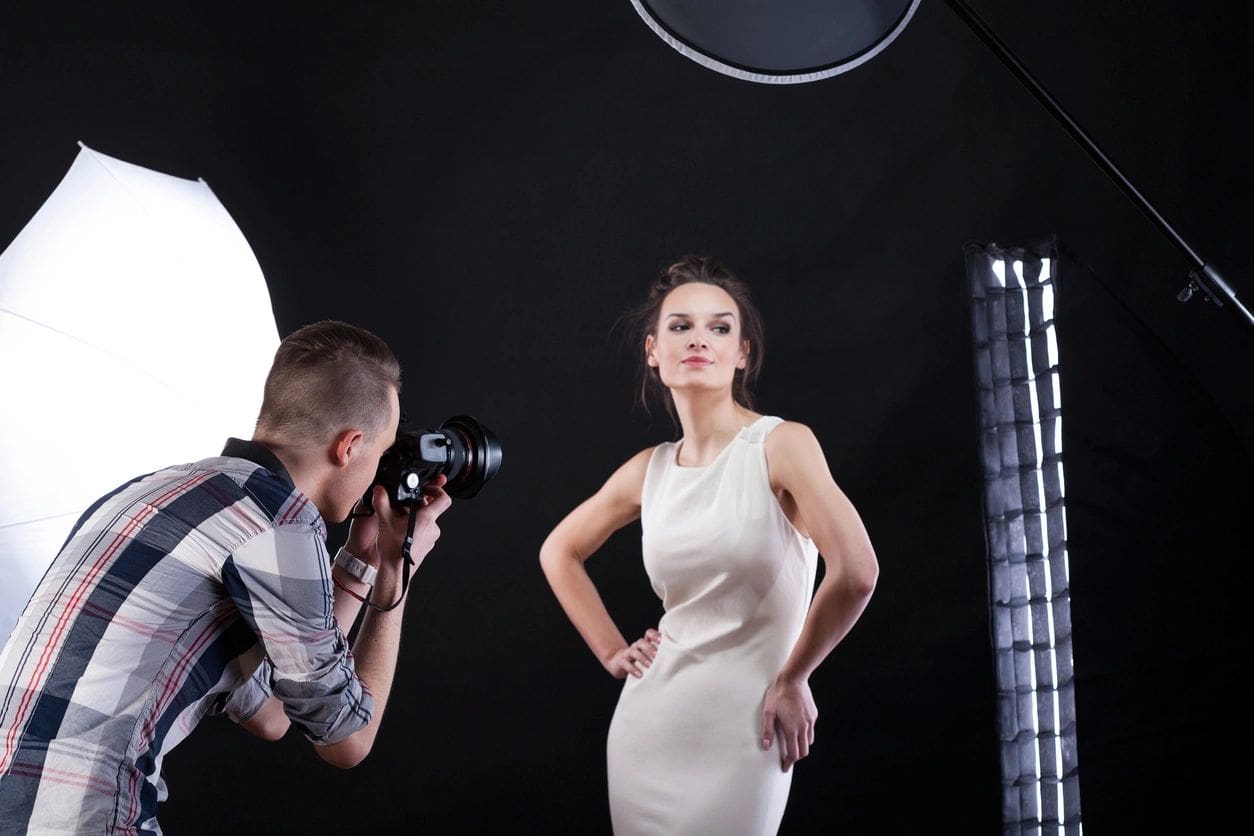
[{"xmin": 221, "ymin": 438, "xmax": 295, "ymax": 489}]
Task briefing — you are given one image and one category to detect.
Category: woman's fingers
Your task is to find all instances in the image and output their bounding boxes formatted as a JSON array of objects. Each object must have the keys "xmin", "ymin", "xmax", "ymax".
[
  {"xmin": 611, "ymin": 632, "xmax": 663, "ymax": 679},
  {"xmin": 618, "ymin": 648, "xmax": 643, "ymax": 677},
  {"xmin": 775, "ymin": 719, "xmax": 817, "ymax": 770},
  {"xmin": 784, "ymin": 729, "xmax": 810, "ymax": 769},
  {"xmin": 619, "ymin": 634, "xmax": 661, "ymax": 678}
]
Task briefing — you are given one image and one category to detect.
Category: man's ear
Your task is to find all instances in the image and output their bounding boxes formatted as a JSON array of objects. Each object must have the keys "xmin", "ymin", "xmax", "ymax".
[{"xmin": 331, "ymin": 429, "xmax": 365, "ymax": 467}]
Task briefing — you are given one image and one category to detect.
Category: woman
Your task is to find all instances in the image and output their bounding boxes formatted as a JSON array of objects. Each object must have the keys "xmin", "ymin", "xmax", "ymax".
[{"xmin": 539, "ymin": 256, "xmax": 878, "ymax": 835}]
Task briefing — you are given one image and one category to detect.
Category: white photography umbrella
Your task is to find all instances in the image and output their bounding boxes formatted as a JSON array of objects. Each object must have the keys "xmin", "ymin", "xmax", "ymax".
[{"xmin": 0, "ymin": 143, "xmax": 279, "ymax": 641}]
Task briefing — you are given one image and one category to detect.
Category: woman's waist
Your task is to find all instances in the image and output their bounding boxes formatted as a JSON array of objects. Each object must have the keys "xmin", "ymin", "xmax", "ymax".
[{"xmin": 654, "ymin": 614, "xmax": 800, "ymax": 666}]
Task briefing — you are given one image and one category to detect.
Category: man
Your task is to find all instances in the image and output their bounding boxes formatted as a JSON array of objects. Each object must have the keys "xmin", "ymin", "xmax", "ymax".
[{"xmin": 0, "ymin": 321, "xmax": 447, "ymax": 834}]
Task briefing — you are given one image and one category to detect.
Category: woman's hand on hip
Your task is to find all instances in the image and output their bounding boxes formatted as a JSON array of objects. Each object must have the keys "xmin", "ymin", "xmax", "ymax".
[
  {"xmin": 603, "ymin": 628, "xmax": 661, "ymax": 679},
  {"xmin": 762, "ymin": 676, "xmax": 818, "ymax": 771}
]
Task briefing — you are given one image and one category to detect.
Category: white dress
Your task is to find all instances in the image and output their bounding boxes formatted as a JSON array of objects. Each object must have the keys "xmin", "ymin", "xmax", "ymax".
[{"xmin": 606, "ymin": 416, "xmax": 820, "ymax": 835}]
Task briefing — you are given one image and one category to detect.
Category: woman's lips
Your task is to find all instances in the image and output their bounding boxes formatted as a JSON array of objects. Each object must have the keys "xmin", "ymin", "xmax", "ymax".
[{"xmin": 682, "ymin": 357, "xmax": 713, "ymax": 366}]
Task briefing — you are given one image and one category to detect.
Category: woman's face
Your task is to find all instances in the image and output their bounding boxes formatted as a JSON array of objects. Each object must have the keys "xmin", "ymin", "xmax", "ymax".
[{"xmin": 646, "ymin": 282, "xmax": 748, "ymax": 394}]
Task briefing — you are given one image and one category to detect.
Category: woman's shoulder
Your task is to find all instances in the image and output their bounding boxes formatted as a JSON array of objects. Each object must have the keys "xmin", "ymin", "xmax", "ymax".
[
  {"xmin": 762, "ymin": 419, "xmax": 828, "ymax": 475},
  {"xmin": 748, "ymin": 414, "xmax": 812, "ymax": 444},
  {"xmin": 626, "ymin": 443, "xmax": 669, "ymax": 469},
  {"xmin": 602, "ymin": 444, "xmax": 668, "ymax": 500}
]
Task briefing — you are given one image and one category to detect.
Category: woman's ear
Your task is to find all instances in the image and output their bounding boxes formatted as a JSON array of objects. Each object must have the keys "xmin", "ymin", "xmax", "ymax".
[{"xmin": 645, "ymin": 333, "xmax": 659, "ymax": 368}]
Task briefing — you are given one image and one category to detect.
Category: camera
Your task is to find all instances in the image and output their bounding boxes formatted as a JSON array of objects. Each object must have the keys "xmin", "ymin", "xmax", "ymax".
[{"xmin": 361, "ymin": 414, "xmax": 502, "ymax": 512}]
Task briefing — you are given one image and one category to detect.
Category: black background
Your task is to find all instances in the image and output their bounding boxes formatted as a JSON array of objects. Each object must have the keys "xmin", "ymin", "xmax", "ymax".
[{"xmin": 2, "ymin": 2, "xmax": 1250, "ymax": 832}]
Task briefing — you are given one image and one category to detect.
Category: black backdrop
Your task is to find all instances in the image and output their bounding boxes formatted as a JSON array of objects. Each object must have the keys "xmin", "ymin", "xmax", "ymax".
[{"xmin": 2, "ymin": 2, "xmax": 1249, "ymax": 832}]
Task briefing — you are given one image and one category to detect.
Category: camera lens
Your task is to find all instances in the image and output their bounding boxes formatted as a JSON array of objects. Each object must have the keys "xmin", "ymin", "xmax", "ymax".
[{"xmin": 437, "ymin": 415, "xmax": 502, "ymax": 499}]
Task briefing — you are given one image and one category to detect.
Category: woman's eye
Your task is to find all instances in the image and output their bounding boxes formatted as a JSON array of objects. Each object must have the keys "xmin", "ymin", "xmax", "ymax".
[
  {"xmin": 711, "ymin": 324, "xmax": 730, "ymax": 334},
  {"xmin": 669, "ymin": 323, "xmax": 690, "ymax": 332}
]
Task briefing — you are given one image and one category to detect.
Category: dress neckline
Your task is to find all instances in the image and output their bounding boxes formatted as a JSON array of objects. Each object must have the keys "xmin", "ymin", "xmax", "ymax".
[{"xmin": 672, "ymin": 415, "xmax": 771, "ymax": 471}]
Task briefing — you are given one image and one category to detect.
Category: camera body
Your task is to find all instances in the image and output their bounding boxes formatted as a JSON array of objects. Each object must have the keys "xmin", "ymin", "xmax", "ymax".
[{"xmin": 361, "ymin": 414, "xmax": 501, "ymax": 513}]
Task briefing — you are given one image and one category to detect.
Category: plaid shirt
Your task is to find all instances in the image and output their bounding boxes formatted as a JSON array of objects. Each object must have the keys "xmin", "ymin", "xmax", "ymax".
[{"xmin": 0, "ymin": 440, "xmax": 372, "ymax": 835}]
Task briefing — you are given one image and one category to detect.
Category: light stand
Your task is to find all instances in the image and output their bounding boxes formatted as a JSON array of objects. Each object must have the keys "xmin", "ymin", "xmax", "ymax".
[{"xmin": 941, "ymin": 0, "xmax": 1252, "ymax": 327}]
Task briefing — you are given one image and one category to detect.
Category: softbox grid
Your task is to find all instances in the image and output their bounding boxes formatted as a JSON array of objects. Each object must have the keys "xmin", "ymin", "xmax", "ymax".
[{"xmin": 967, "ymin": 241, "xmax": 1082, "ymax": 835}]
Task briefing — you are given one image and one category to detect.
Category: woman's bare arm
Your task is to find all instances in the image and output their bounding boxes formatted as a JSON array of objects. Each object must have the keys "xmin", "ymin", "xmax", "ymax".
[
  {"xmin": 539, "ymin": 448, "xmax": 660, "ymax": 678},
  {"xmin": 761, "ymin": 421, "xmax": 879, "ymax": 769}
]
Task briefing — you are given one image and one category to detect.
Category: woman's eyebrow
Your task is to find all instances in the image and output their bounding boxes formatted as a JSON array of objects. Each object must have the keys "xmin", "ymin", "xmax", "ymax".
[{"xmin": 664, "ymin": 311, "xmax": 737, "ymax": 319}]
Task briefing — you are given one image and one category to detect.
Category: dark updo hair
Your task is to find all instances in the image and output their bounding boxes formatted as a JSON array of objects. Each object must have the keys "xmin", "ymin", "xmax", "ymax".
[{"xmin": 620, "ymin": 255, "xmax": 765, "ymax": 423}]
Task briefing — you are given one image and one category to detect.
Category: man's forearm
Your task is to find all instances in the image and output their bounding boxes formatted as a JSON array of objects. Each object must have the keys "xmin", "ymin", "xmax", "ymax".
[
  {"xmin": 316, "ymin": 564, "xmax": 408, "ymax": 768},
  {"xmin": 331, "ymin": 563, "xmax": 370, "ymax": 635},
  {"xmin": 316, "ymin": 480, "xmax": 448, "ymax": 767},
  {"xmin": 240, "ymin": 564, "xmax": 395, "ymax": 748}
]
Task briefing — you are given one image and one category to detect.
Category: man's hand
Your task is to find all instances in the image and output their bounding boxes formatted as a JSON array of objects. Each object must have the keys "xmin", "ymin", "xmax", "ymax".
[
  {"xmin": 345, "ymin": 494, "xmax": 383, "ymax": 567},
  {"xmin": 345, "ymin": 475, "xmax": 452, "ymax": 570},
  {"xmin": 761, "ymin": 675, "xmax": 818, "ymax": 771},
  {"xmin": 372, "ymin": 474, "xmax": 451, "ymax": 571}
]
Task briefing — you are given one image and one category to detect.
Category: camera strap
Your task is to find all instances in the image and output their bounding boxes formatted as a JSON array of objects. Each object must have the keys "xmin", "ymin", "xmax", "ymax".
[{"xmin": 355, "ymin": 512, "xmax": 419, "ymax": 613}]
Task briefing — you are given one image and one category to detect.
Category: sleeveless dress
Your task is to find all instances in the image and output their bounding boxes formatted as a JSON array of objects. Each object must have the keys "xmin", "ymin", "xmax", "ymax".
[{"xmin": 606, "ymin": 416, "xmax": 820, "ymax": 835}]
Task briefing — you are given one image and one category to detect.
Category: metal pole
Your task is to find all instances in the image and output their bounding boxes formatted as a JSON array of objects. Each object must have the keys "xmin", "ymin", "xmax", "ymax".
[{"xmin": 942, "ymin": 0, "xmax": 1253, "ymax": 328}]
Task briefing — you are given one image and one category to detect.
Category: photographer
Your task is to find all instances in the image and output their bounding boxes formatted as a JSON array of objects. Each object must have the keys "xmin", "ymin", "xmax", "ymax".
[{"xmin": 0, "ymin": 321, "xmax": 447, "ymax": 834}]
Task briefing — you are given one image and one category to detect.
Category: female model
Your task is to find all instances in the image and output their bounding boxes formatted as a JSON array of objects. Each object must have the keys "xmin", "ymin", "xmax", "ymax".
[{"xmin": 539, "ymin": 256, "xmax": 878, "ymax": 835}]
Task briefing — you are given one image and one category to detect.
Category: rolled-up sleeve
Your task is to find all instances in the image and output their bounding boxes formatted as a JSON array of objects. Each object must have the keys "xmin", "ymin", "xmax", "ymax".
[
  {"xmin": 221, "ymin": 524, "xmax": 373, "ymax": 744},
  {"xmin": 218, "ymin": 656, "xmax": 274, "ymax": 724}
]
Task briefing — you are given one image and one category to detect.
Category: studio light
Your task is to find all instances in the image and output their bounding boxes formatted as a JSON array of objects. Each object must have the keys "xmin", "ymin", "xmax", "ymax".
[
  {"xmin": 968, "ymin": 241, "xmax": 1080, "ymax": 834},
  {"xmin": 629, "ymin": 0, "xmax": 920, "ymax": 84},
  {"xmin": 0, "ymin": 144, "xmax": 279, "ymax": 642}
]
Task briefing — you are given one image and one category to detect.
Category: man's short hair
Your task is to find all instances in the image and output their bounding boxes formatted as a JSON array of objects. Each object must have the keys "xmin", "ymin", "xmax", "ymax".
[{"xmin": 257, "ymin": 320, "xmax": 401, "ymax": 444}]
